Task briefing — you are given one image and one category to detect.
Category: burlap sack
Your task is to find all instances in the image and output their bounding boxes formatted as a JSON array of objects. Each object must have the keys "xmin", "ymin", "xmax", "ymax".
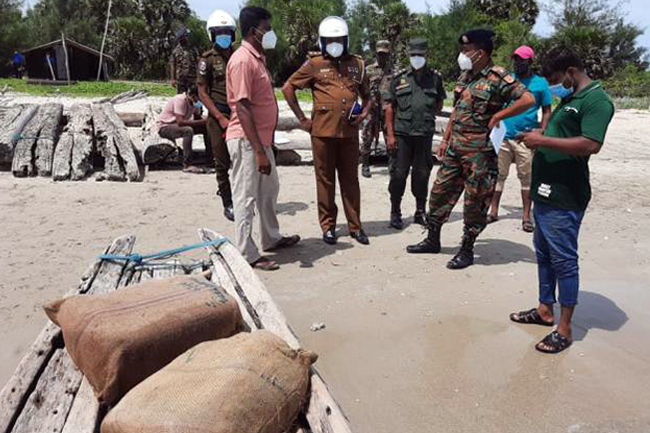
[
  {"xmin": 44, "ymin": 274, "xmax": 243, "ymax": 406},
  {"xmin": 101, "ymin": 330, "xmax": 317, "ymax": 433}
]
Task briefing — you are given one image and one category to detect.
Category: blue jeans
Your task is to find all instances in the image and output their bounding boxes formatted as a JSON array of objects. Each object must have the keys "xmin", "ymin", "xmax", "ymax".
[{"xmin": 533, "ymin": 202, "xmax": 585, "ymax": 306}]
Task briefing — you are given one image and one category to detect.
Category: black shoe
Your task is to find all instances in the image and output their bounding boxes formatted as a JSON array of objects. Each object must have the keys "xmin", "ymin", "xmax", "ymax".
[
  {"xmin": 323, "ymin": 228, "xmax": 337, "ymax": 245},
  {"xmin": 223, "ymin": 204, "xmax": 234, "ymax": 222},
  {"xmin": 446, "ymin": 233, "xmax": 476, "ymax": 269},
  {"xmin": 351, "ymin": 229, "xmax": 369, "ymax": 245},
  {"xmin": 361, "ymin": 165, "xmax": 371, "ymax": 178},
  {"xmin": 406, "ymin": 224, "xmax": 441, "ymax": 254},
  {"xmin": 390, "ymin": 212, "xmax": 403, "ymax": 230},
  {"xmin": 413, "ymin": 209, "xmax": 427, "ymax": 227}
]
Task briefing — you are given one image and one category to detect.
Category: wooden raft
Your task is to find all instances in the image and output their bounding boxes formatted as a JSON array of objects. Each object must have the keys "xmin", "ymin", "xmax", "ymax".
[{"xmin": 0, "ymin": 231, "xmax": 352, "ymax": 433}]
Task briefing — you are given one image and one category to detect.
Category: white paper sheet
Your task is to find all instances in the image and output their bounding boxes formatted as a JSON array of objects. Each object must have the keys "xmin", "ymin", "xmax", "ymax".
[{"xmin": 490, "ymin": 121, "xmax": 507, "ymax": 154}]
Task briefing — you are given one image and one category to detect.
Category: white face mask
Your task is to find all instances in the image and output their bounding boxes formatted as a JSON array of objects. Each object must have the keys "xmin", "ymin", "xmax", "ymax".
[
  {"xmin": 410, "ymin": 56, "xmax": 426, "ymax": 70},
  {"xmin": 259, "ymin": 29, "xmax": 277, "ymax": 50},
  {"xmin": 457, "ymin": 52, "xmax": 474, "ymax": 71},
  {"xmin": 326, "ymin": 42, "xmax": 344, "ymax": 58}
]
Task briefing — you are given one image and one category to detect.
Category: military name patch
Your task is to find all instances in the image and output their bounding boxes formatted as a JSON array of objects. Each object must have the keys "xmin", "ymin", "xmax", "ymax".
[
  {"xmin": 347, "ymin": 66, "xmax": 359, "ymax": 75},
  {"xmin": 320, "ymin": 68, "xmax": 331, "ymax": 73},
  {"xmin": 396, "ymin": 83, "xmax": 410, "ymax": 90}
]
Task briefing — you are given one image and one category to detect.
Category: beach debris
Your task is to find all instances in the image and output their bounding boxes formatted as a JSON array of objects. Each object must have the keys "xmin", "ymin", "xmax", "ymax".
[
  {"xmin": 310, "ymin": 322, "xmax": 326, "ymax": 332},
  {"xmin": 12, "ymin": 103, "xmax": 63, "ymax": 177}
]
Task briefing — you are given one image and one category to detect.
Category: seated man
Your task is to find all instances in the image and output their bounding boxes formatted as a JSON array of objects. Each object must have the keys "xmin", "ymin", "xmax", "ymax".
[{"xmin": 157, "ymin": 85, "xmax": 208, "ymax": 173}]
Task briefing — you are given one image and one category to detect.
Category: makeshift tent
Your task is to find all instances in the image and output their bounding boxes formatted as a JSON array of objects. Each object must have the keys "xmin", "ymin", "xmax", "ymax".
[{"xmin": 24, "ymin": 38, "xmax": 113, "ymax": 81}]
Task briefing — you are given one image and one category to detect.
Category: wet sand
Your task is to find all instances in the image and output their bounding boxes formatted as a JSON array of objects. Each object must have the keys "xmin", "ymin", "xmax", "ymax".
[{"xmin": 1, "ymin": 108, "xmax": 649, "ymax": 432}]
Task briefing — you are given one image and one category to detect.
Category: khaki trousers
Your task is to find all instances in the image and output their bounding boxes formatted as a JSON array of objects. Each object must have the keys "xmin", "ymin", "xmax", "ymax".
[
  {"xmin": 496, "ymin": 139, "xmax": 533, "ymax": 192},
  {"xmin": 227, "ymin": 138, "xmax": 283, "ymax": 263},
  {"xmin": 311, "ymin": 136, "xmax": 362, "ymax": 232}
]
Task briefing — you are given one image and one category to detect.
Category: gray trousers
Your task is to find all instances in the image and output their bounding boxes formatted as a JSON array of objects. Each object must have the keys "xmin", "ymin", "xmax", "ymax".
[{"xmin": 227, "ymin": 138, "xmax": 283, "ymax": 263}]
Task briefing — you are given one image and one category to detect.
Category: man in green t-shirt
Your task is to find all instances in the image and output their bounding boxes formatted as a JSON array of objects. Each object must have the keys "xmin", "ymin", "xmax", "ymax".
[{"xmin": 510, "ymin": 48, "xmax": 615, "ymax": 354}]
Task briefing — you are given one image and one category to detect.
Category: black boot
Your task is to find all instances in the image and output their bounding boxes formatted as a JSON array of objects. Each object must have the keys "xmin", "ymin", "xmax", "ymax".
[
  {"xmin": 221, "ymin": 194, "xmax": 234, "ymax": 222},
  {"xmin": 413, "ymin": 199, "xmax": 427, "ymax": 226},
  {"xmin": 390, "ymin": 200, "xmax": 403, "ymax": 230},
  {"xmin": 361, "ymin": 155, "xmax": 371, "ymax": 178},
  {"xmin": 447, "ymin": 231, "xmax": 476, "ymax": 269},
  {"xmin": 406, "ymin": 223, "xmax": 441, "ymax": 254}
]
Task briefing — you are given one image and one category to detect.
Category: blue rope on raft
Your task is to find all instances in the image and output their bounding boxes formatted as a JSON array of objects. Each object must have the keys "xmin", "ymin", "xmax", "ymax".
[{"xmin": 98, "ymin": 237, "xmax": 228, "ymax": 265}]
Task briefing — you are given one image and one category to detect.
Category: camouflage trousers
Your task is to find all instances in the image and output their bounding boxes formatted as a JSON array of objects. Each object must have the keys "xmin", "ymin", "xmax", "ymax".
[
  {"xmin": 360, "ymin": 109, "xmax": 384, "ymax": 165},
  {"xmin": 428, "ymin": 143, "xmax": 498, "ymax": 238}
]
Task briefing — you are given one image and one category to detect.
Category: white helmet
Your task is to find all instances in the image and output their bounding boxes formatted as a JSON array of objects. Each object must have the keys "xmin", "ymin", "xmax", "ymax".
[
  {"xmin": 318, "ymin": 16, "xmax": 348, "ymax": 38},
  {"xmin": 206, "ymin": 10, "xmax": 236, "ymax": 40}
]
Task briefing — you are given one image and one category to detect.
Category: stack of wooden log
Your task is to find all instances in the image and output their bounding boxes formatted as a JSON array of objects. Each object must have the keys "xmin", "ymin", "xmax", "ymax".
[
  {"xmin": 0, "ymin": 105, "xmax": 38, "ymax": 165},
  {"xmin": 0, "ymin": 102, "xmax": 143, "ymax": 182},
  {"xmin": 92, "ymin": 103, "xmax": 141, "ymax": 182},
  {"xmin": 52, "ymin": 104, "xmax": 94, "ymax": 181}
]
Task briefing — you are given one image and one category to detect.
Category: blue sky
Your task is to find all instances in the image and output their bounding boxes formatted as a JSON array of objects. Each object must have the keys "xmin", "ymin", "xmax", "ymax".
[{"xmin": 190, "ymin": 0, "xmax": 650, "ymax": 49}]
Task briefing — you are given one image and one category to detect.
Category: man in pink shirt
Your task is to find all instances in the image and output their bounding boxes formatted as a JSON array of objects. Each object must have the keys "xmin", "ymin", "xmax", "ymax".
[
  {"xmin": 226, "ymin": 6, "xmax": 300, "ymax": 270},
  {"xmin": 158, "ymin": 85, "xmax": 207, "ymax": 173}
]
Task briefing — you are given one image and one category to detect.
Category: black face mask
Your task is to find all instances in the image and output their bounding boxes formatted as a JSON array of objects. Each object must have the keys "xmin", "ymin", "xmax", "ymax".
[{"xmin": 513, "ymin": 61, "xmax": 530, "ymax": 76}]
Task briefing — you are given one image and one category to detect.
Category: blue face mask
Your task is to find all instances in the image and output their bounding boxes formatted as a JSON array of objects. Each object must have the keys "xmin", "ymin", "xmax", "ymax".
[
  {"xmin": 549, "ymin": 82, "xmax": 574, "ymax": 99},
  {"xmin": 214, "ymin": 34, "xmax": 232, "ymax": 49}
]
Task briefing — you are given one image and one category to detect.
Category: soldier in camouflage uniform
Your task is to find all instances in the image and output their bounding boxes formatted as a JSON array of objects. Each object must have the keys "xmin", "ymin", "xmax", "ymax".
[
  {"xmin": 169, "ymin": 27, "xmax": 198, "ymax": 94},
  {"xmin": 407, "ymin": 29, "xmax": 535, "ymax": 269},
  {"xmin": 385, "ymin": 38, "xmax": 446, "ymax": 230},
  {"xmin": 360, "ymin": 40, "xmax": 393, "ymax": 178}
]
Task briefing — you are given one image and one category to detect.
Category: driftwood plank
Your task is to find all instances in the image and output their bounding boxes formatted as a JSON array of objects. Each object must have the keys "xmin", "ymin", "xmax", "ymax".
[
  {"xmin": 0, "ymin": 106, "xmax": 37, "ymax": 164},
  {"xmin": 91, "ymin": 104, "xmax": 125, "ymax": 182},
  {"xmin": 52, "ymin": 134, "xmax": 74, "ymax": 181},
  {"xmin": 11, "ymin": 106, "xmax": 42, "ymax": 177},
  {"xmin": 68, "ymin": 104, "xmax": 94, "ymax": 181},
  {"xmin": 198, "ymin": 228, "xmax": 353, "ymax": 433},
  {"xmin": 34, "ymin": 104, "xmax": 63, "ymax": 177},
  {"xmin": 10, "ymin": 349, "xmax": 82, "ymax": 433},
  {"xmin": 151, "ymin": 259, "xmax": 183, "ymax": 279},
  {"xmin": 116, "ymin": 112, "xmax": 144, "ymax": 127},
  {"xmin": 59, "ymin": 378, "xmax": 99, "ymax": 433},
  {"xmin": 0, "ymin": 235, "xmax": 135, "ymax": 433},
  {"xmin": 0, "ymin": 106, "xmax": 23, "ymax": 162},
  {"xmin": 100, "ymin": 104, "xmax": 140, "ymax": 181}
]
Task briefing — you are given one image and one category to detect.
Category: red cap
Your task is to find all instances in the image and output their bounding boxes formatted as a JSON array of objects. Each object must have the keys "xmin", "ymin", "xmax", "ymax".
[{"xmin": 512, "ymin": 45, "xmax": 535, "ymax": 60}]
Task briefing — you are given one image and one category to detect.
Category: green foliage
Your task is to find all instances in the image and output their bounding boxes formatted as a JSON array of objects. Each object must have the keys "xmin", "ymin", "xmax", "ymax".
[
  {"xmin": 0, "ymin": 0, "xmax": 30, "ymax": 75},
  {"xmin": 246, "ymin": 0, "xmax": 346, "ymax": 83},
  {"xmin": 543, "ymin": 0, "xmax": 648, "ymax": 79},
  {"xmin": 0, "ymin": 77, "xmax": 176, "ymax": 96},
  {"xmin": 468, "ymin": 0, "xmax": 539, "ymax": 26},
  {"xmin": 491, "ymin": 13, "xmax": 540, "ymax": 69},
  {"xmin": 603, "ymin": 65, "xmax": 650, "ymax": 99},
  {"xmin": 418, "ymin": 0, "xmax": 489, "ymax": 79},
  {"xmin": 347, "ymin": 0, "xmax": 419, "ymax": 65}
]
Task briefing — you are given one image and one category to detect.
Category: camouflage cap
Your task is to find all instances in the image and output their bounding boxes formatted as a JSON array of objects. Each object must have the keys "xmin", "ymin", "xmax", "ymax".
[
  {"xmin": 409, "ymin": 38, "xmax": 428, "ymax": 55},
  {"xmin": 376, "ymin": 40, "xmax": 390, "ymax": 53}
]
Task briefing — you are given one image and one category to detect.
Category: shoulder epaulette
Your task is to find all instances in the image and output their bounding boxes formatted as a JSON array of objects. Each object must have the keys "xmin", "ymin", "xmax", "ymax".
[
  {"xmin": 490, "ymin": 65, "xmax": 516, "ymax": 83},
  {"xmin": 201, "ymin": 49, "xmax": 213, "ymax": 57},
  {"xmin": 308, "ymin": 51, "xmax": 322, "ymax": 58}
]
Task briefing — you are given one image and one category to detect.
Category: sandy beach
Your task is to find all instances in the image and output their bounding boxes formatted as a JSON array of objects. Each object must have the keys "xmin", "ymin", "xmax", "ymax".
[{"xmin": 1, "ymin": 98, "xmax": 649, "ymax": 432}]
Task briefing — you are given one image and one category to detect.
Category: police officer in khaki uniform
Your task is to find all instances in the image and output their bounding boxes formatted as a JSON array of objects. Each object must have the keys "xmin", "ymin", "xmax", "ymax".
[
  {"xmin": 385, "ymin": 38, "xmax": 446, "ymax": 230},
  {"xmin": 407, "ymin": 29, "xmax": 535, "ymax": 269},
  {"xmin": 282, "ymin": 16, "xmax": 373, "ymax": 245},
  {"xmin": 360, "ymin": 40, "xmax": 393, "ymax": 178},
  {"xmin": 197, "ymin": 10, "xmax": 236, "ymax": 221},
  {"xmin": 170, "ymin": 27, "xmax": 198, "ymax": 94}
]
